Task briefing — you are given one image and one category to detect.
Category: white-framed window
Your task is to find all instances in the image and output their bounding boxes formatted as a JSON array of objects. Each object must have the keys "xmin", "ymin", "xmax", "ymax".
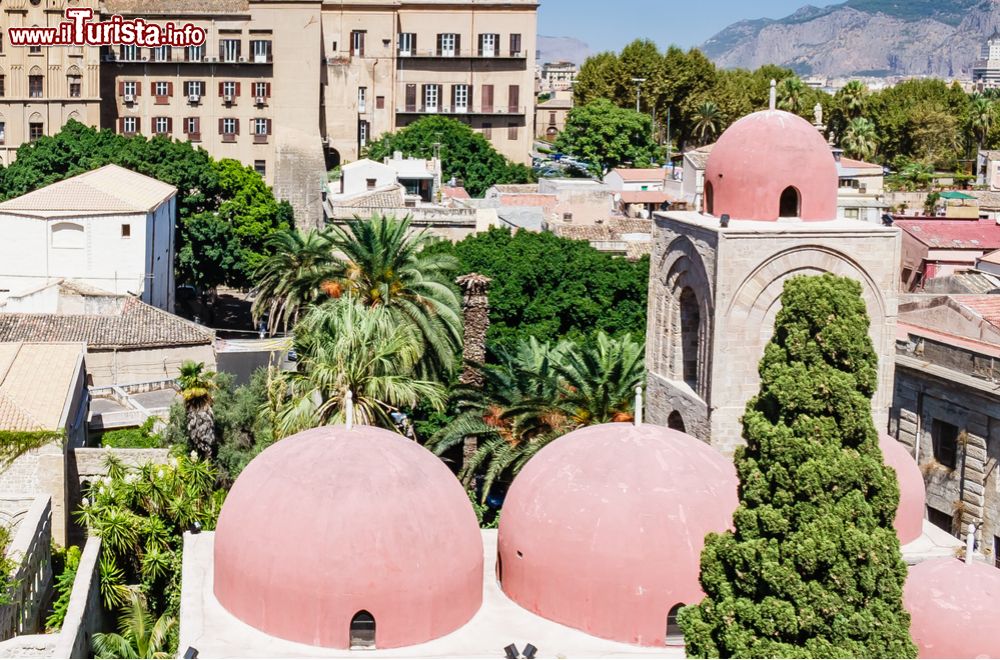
[
  {"xmin": 439, "ymin": 33, "xmax": 457, "ymax": 57},
  {"xmin": 185, "ymin": 117, "xmax": 200, "ymax": 135},
  {"xmin": 424, "ymin": 84, "xmax": 439, "ymax": 111},
  {"xmin": 251, "ymin": 40, "xmax": 271, "ymax": 63},
  {"xmin": 220, "ymin": 39, "xmax": 241, "ymax": 62},
  {"xmin": 123, "ymin": 81, "xmax": 137, "ymax": 97},
  {"xmin": 253, "ymin": 81, "xmax": 269, "ymax": 98},
  {"xmin": 152, "ymin": 45, "xmax": 171, "ymax": 62},
  {"xmin": 120, "ymin": 44, "xmax": 138, "ymax": 61},
  {"xmin": 359, "ymin": 120, "xmax": 369, "ymax": 147},
  {"xmin": 350, "ymin": 30, "xmax": 365, "ymax": 57},
  {"xmin": 122, "ymin": 117, "xmax": 138, "ymax": 134},
  {"xmin": 844, "ymin": 208, "xmax": 860, "ymax": 219},
  {"xmin": 154, "ymin": 81, "xmax": 170, "ymax": 96},
  {"xmin": 187, "ymin": 45, "xmax": 204, "ymax": 61},
  {"xmin": 0, "ymin": 122, "xmax": 6, "ymax": 145},
  {"xmin": 454, "ymin": 84, "xmax": 469, "ymax": 112},
  {"xmin": 254, "ymin": 160, "xmax": 266, "ymax": 176},
  {"xmin": 253, "ymin": 118, "xmax": 269, "ymax": 135},
  {"xmin": 185, "ymin": 81, "xmax": 204, "ymax": 97},
  {"xmin": 222, "ymin": 118, "xmax": 237, "ymax": 134},
  {"xmin": 154, "ymin": 117, "xmax": 170, "ymax": 134},
  {"xmin": 358, "ymin": 87, "xmax": 366, "ymax": 113},
  {"xmin": 479, "ymin": 33, "xmax": 497, "ymax": 57},
  {"xmin": 222, "ymin": 81, "xmax": 237, "ymax": 97},
  {"xmin": 398, "ymin": 32, "xmax": 415, "ymax": 56}
]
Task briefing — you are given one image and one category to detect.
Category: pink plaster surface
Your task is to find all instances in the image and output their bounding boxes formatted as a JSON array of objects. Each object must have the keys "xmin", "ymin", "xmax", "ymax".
[
  {"xmin": 213, "ymin": 425, "xmax": 483, "ymax": 649},
  {"xmin": 904, "ymin": 557, "xmax": 1000, "ymax": 658},
  {"xmin": 880, "ymin": 434, "xmax": 926, "ymax": 544},
  {"xmin": 704, "ymin": 110, "xmax": 838, "ymax": 221},
  {"xmin": 497, "ymin": 423, "xmax": 738, "ymax": 647}
]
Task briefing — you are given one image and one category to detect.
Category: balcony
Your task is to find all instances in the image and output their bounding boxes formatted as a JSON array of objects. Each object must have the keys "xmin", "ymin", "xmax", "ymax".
[
  {"xmin": 102, "ymin": 54, "xmax": 272, "ymax": 64},
  {"xmin": 397, "ymin": 49, "xmax": 527, "ymax": 60},
  {"xmin": 396, "ymin": 106, "xmax": 526, "ymax": 116}
]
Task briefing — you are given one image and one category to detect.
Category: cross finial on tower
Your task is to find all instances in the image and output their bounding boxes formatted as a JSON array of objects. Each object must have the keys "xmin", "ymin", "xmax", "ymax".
[
  {"xmin": 769, "ymin": 79, "xmax": 777, "ymax": 111},
  {"xmin": 345, "ymin": 390, "xmax": 354, "ymax": 431},
  {"xmin": 634, "ymin": 386, "xmax": 643, "ymax": 427}
]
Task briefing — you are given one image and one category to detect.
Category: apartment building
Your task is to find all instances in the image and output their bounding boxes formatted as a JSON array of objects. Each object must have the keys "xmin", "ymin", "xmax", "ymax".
[
  {"xmin": 321, "ymin": 0, "xmax": 538, "ymax": 166},
  {"xmin": 0, "ymin": 0, "xmax": 103, "ymax": 166}
]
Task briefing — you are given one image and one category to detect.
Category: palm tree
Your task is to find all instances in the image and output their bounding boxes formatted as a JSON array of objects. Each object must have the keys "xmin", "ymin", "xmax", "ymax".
[
  {"xmin": 839, "ymin": 80, "xmax": 868, "ymax": 118},
  {"xmin": 325, "ymin": 215, "xmax": 463, "ymax": 380},
  {"xmin": 841, "ymin": 117, "xmax": 879, "ymax": 161},
  {"xmin": 91, "ymin": 592, "xmax": 176, "ymax": 659},
  {"xmin": 177, "ymin": 361, "xmax": 216, "ymax": 459},
  {"xmin": 251, "ymin": 228, "xmax": 338, "ymax": 335},
  {"xmin": 895, "ymin": 161, "xmax": 934, "ymax": 191},
  {"xmin": 553, "ymin": 331, "xmax": 645, "ymax": 426},
  {"xmin": 272, "ymin": 299, "xmax": 447, "ymax": 437},
  {"xmin": 777, "ymin": 77, "xmax": 808, "ymax": 116},
  {"xmin": 970, "ymin": 95, "xmax": 995, "ymax": 153},
  {"xmin": 456, "ymin": 273, "xmax": 492, "ymax": 480},
  {"xmin": 692, "ymin": 102, "xmax": 723, "ymax": 145}
]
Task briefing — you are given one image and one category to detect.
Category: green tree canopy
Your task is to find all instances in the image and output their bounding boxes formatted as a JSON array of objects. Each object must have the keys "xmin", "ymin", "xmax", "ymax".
[
  {"xmin": 0, "ymin": 120, "xmax": 291, "ymax": 289},
  {"xmin": 680, "ymin": 274, "xmax": 916, "ymax": 658},
  {"xmin": 555, "ymin": 99, "xmax": 660, "ymax": 174},
  {"xmin": 363, "ymin": 116, "xmax": 534, "ymax": 197}
]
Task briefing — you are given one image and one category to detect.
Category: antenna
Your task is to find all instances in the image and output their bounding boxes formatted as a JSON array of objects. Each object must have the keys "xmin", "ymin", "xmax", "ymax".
[
  {"xmin": 769, "ymin": 79, "xmax": 777, "ymax": 111},
  {"xmin": 965, "ymin": 523, "xmax": 976, "ymax": 564},
  {"xmin": 345, "ymin": 390, "xmax": 354, "ymax": 430},
  {"xmin": 634, "ymin": 386, "xmax": 643, "ymax": 427}
]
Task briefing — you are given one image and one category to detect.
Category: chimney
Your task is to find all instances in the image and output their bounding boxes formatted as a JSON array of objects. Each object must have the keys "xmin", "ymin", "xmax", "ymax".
[{"xmin": 769, "ymin": 79, "xmax": 777, "ymax": 111}]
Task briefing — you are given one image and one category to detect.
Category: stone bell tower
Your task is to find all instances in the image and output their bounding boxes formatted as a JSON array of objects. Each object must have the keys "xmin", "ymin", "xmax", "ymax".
[{"xmin": 644, "ymin": 102, "xmax": 900, "ymax": 455}]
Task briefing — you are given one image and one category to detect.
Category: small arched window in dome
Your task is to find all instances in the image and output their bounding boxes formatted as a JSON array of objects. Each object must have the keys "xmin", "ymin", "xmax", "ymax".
[
  {"xmin": 349, "ymin": 610, "xmax": 376, "ymax": 650},
  {"xmin": 779, "ymin": 186, "xmax": 801, "ymax": 218},
  {"xmin": 667, "ymin": 411, "xmax": 686, "ymax": 433},
  {"xmin": 704, "ymin": 181, "xmax": 714, "ymax": 215},
  {"xmin": 666, "ymin": 603, "xmax": 685, "ymax": 646}
]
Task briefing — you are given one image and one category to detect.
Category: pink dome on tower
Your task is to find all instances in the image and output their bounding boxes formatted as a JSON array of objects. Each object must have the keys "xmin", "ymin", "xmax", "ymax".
[
  {"xmin": 213, "ymin": 425, "xmax": 483, "ymax": 649},
  {"xmin": 880, "ymin": 433, "xmax": 926, "ymax": 544},
  {"xmin": 703, "ymin": 110, "xmax": 838, "ymax": 221},
  {"xmin": 497, "ymin": 423, "xmax": 738, "ymax": 647},
  {"xmin": 904, "ymin": 557, "xmax": 1000, "ymax": 658}
]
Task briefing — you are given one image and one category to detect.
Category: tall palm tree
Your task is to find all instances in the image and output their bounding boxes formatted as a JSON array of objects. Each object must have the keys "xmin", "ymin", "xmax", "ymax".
[
  {"xmin": 272, "ymin": 299, "xmax": 447, "ymax": 437},
  {"xmin": 456, "ymin": 273, "xmax": 492, "ymax": 480},
  {"xmin": 839, "ymin": 80, "xmax": 869, "ymax": 118},
  {"xmin": 554, "ymin": 331, "xmax": 645, "ymax": 426},
  {"xmin": 251, "ymin": 228, "xmax": 338, "ymax": 335},
  {"xmin": 692, "ymin": 102, "xmax": 723, "ymax": 145},
  {"xmin": 970, "ymin": 95, "xmax": 995, "ymax": 153},
  {"xmin": 777, "ymin": 77, "xmax": 808, "ymax": 116},
  {"xmin": 841, "ymin": 117, "xmax": 879, "ymax": 161},
  {"xmin": 325, "ymin": 215, "xmax": 463, "ymax": 380},
  {"xmin": 91, "ymin": 592, "xmax": 176, "ymax": 659},
  {"xmin": 177, "ymin": 361, "xmax": 216, "ymax": 459}
]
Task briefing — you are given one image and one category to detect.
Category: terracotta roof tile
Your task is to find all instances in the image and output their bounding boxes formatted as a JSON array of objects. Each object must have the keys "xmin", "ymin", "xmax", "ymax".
[
  {"xmin": 895, "ymin": 218, "xmax": 1000, "ymax": 250},
  {"xmin": 618, "ymin": 191, "xmax": 675, "ymax": 204},
  {"xmin": 952, "ymin": 295, "xmax": 1000, "ymax": 329},
  {"xmin": 610, "ymin": 168, "xmax": 666, "ymax": 182},
  {"xmin": 0, "ymin": 343, "xmax": 84, "ymax": 431}
]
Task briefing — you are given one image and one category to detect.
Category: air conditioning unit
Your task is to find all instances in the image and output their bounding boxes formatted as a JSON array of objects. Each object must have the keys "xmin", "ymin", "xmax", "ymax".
[
  {"xmin": 255, "ymin": 96, "xmax": 266, "ymax": 106},
  {"xmin": 224, "ymin": 95, "xmax": 234, "ymax": 104},
  {"xmin": 208, "ymin": 56, "xmax": 218, "ymax": 62},
  {"xmin": 239, "ymin": 57, "xmax": 247, "ymax": 63},
  {"xmin": 859, "ymin": 184, "xmax": 868, "ymax": 194},
  {"xmin": 189, "ymin": 94, "xmax": 201, "ymax": 103},
  {"xmin": 123, "ymin": 94, "xmax": 135, "ymax": 103}
]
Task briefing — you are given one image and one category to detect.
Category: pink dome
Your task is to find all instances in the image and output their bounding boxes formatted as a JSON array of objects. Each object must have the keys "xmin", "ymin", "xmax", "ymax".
[
  {"xmin": 213, "ymin": 425, "xmax": 483, "ymax": 649},
  {"xmin": 704, "ymin": 110, "xmax": 838, "ymax": 221},
  {"xmin": 880, "ymin": 434, "xmax": 926, "ymax": 544},
  {"xmin": 497, "ymin": 423, "xmax": 738, "ymax": 647},
  {"xmin": 905, "ymin": 558, "xmax": 1000, "ymax": 658}
]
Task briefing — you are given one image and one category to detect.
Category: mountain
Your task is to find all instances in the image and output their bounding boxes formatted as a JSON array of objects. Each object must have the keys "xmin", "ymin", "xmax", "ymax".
[
  {"xmin": 701, "ymin": 0, "xmax": 1000, "ymax": 78},
  {"xmin": 537, "ymin": 35, "xmax": 590, "ymax": 65}
]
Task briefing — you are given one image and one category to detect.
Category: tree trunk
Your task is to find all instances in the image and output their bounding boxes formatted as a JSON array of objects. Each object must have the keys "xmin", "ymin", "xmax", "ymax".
[
  {"xmin": 456, "ymin": 274, "xmax": 492, "ymax": 489},
  {"xmin": 187, "ymin": 405, "xmax": 216, "ymax": 459}
]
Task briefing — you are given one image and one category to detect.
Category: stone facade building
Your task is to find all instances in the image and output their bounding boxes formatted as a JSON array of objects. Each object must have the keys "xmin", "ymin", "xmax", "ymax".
[{"xmin": 645, "ymin": 106, "xmax": 900, "ymax": 455}]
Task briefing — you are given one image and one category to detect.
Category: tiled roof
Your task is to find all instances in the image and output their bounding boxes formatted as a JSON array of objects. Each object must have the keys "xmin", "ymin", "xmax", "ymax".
[
  {"xmin": 610, "ymin": 168, "xmax": 666, "ymax": 182},
  {"xmin": 538, "ymin": 97, "xmax": 573, "ymax": 109},
  {"xmin": 329, "ymin": 185, "xmax": 406, "ymax": 209},
  {"xmin": 102, "ymin": 0, "xmax": 249, "ymax": 14},
  {"xmin": 839, "ymin": 157, "xmax": 882, "ymax": 170},
  {"xmin": 973, "ymin": 191, "xmax": 1000, "ymax": 210},
  {"xmin": 0, "ymin": 343, "xmax": 83, "ymax": 431},
  {"xmin": 607, "ymin": 218, "xmax": 653, "ymax": 233},
  {"xmin": 490, "ymin": 184, "xmax": 539, "ymax": 194},
  {"xmin": 952, "ymin": 295, "xmax": 1000, "ymax": 329},
  {"xmin": 683, "ymin": 145, "xmax": 714, "ymax": 169},
  {"xmin": 0, "ymin": 164, "xmax": 176, "ymax": 218},
  {"xmin": 895, "ymin": 218, "xmax": 1000, "ymax": 250},
  {"xmin": 980, "ymin": 249, "xmax": 1000, "ymax": 265},
  {"xmin": 619, "ymin": 191, "xmax": 675, "ymax": 204},
  {"xmin": 441, "ymin": 186, "xmax": 470, "ymax": 200},
  {"xmin": 0, "ymin": 297, "xmax": 213, "ymax": 349}
]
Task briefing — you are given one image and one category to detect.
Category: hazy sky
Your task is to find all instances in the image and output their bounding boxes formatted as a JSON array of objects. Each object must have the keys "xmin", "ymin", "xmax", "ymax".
[{"xmin": 537, "ymin": 0, "xmax": 828, "ymax": 52}]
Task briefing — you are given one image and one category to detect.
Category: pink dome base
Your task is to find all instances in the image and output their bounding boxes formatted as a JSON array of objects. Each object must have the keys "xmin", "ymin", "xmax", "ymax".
[
  {"xmin": 213, "ymin": 425, "xmax": 483, "ymax": 649},
  {"xmin": 880, "ymin": 434, "xmax": 926, "ymax": 544},
  {"xmin": 905, "ymin": 557, "xmax": 1000, "ymax": 658},
  {"xmin": 498, "ymin": 423, "xmax": 738, "ymax": 647}
]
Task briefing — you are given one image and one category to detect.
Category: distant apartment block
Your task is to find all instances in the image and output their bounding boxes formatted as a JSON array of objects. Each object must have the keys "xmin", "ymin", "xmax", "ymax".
[
  {"xmin": 974, "ymin": 28, "xmax": 1000, "ymax": 90},
  {"xmin": 539, "ymin": 60, "xmax": 576, "ymax": 92}
]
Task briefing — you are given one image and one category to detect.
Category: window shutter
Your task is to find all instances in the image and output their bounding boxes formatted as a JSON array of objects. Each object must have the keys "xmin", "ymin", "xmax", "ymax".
[
  {"xmin": 219, "ymin": 81, "xmax": 224, "ymax": 96},
  {"xmin": 436, "ymin": 33, "xmax": 442, "ymax": 55},
  {"xmin": 451, "ymin": 84, "xmax": 456, "ymax": 107},
  {"xmin": 236, "ymin": 82, "xmax": 241, "ymax": 96},
  {"xmin": 150, "ymin": 81, "xmax": 156, "ymax": 96},
  {"xmin": 421, "ymin": 84, "xmax": 427, "ymax": 109},
  {"xmin": 219, "ymin": 43, "xmax": 225, "ymax": 60},
  {"xmin": 118, "ymin": 117, "xmax": 124, "ymax": 132},
  {"xmin": 235, "ymin": 119, "xmax": 240, "ymax": 135},
  {"xmin": 118, "ymin": 81, "xmax": 124, "ymax": 95},
  {"xmin": 509, "ymin": 84, "xmax": 519, "ymax": 112},
  {"xmin": 167, "ymin": 118, "xmax": 173, "ymax": 132},
  {"xmin": 219, "ymin": 118, "xmax": 224, "ymax": 134},
  {"xmin": 167, "ymin": 82, "xmax": 173, "ymax": 96},
  {"xmin": 477, "ymin": 34, "xmax": 483, "ymax": 57},
  {"xmin": 412, "ymin": 33, "xmax": 417, "ymax": 54},
  {"xmin": 455, "ymin": 34, "xmax": 461, "ymax": 55},
  {"xmin": 135, "ymin": 118, "xmax": 141, "ymax": 132},
  {"xmin": 267, "ymin": 118, "xmax": 272, "ymax": 135},
  {"xmin": 468, "ymin": 85, "xmax": 473, "ymax": 108},
  {"xmin": 266, "ymin": 82, "xmax": 272, "ymax": 97}
]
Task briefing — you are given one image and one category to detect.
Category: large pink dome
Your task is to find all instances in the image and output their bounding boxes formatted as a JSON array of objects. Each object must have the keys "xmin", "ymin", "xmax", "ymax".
[
  {"xmin": 880, "ymin": 434, "xmax": 926, "ymax": 544},
  {"xmin": 497, "ymin": 423, "xmax": 738, "ymax": 647},
  {"xmin": 704, "ymin": 110, "xmax": 838, "ymax": 221},
  {"xmin": 905, "ymin": 557, "xmax": 1000, "ymax": 658},
  {"xmin": 213, "ymin": 425, "xmax": 483, "ymax": 649}
]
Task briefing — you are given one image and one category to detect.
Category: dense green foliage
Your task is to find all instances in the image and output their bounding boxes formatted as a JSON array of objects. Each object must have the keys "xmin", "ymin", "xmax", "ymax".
[
  {"xmin": 92, "ymin": 592, "xmax": 176, "ymax": 659},
  {"xmin": 0, "ymin": 525, "xmax": 15, "ymax": 607},
  {"xmin": 0, "ymin": 430, "xmax": 62, "ymax": 467},
  {"xmin": 680, "ymin": 274, "xmax": 916, "ymax": 658},
  {"xmin": 555, "ymin": 99, "xmax": 662, "ymax": 173},
  {"xmin": 363, "ymin": 116, "xmax": 534, "ymax": 197},
  {"xmin": 46, "ymin": 545, "xmax": 82, "ymax": 631},
  {"xmin": 429, "ymin": 228, "xmax": 649, "ymax": 352},
  {"xmin": 98, "ymin": 419, "xmax": 162, "ymax": 450},
  {"xmin": 0, "ymin": 120, "xmax": 292, "ymax": 288}
]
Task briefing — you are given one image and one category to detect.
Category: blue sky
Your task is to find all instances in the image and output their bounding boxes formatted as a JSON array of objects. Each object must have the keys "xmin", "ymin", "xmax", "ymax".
[{"xmin": 538, "ymin": 0, "xmax": 831, "ymax": 52}]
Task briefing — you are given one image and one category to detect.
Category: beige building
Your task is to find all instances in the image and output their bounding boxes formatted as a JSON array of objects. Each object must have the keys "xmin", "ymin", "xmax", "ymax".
[
  {"xmin": 321, "ymin": 0, "xmax": 537, "ymax": 167},
  {"xmin": 535, "ymin": 88, "xmax": 571, "ymax": 140},
  {"xmin": 0, "ymin": 0, "xmax": 103, "ymax": 167}
]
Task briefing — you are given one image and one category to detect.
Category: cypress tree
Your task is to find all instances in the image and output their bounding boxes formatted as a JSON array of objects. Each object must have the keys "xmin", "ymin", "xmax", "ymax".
[{"xmin": 680, "ymin": 274, "xmax": 917, "ymax": 658}]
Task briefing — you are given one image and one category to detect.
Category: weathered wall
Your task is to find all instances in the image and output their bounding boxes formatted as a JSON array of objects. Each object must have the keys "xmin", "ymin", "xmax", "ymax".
[
  {"xmin": 52, "ymin": 537, "xmax": 103, "ymax": 660},
  {"xmin": 84, "ymin": 345, "xmax": 216, "ymax": 387},
  {"xmin": 0, "ymin": 443, "xmax": 66, "ymax": 549},
  {"xmin": 0, "ymin": 497, "xmax": 53, "ymax": 642}
]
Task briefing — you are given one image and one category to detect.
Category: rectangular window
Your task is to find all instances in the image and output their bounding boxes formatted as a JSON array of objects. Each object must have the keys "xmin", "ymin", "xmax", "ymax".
[
  {"xmin": 510, "ymin": 33, "xmax": 522, "ymax": 56},
  {"xmin": 29, "ymin": 122, "xmax": 44, "ymax": 141},
  {"xmin": 254, "ymin": 160, "xmax": 266, "ymax": 177},
  {"xmin": 478, "ymin": 33, "xmax": 498, "ymax": 57},
  {"xmin": 29, "ymin": 44, "xmax": 42, "ymax": 55},
  {"xmin": 220, "ymin": 39, "xmax": 241, "ymax": 62},
  {"xmin": 549, "ymin": 110, "xmax": 556, "ymax": 125},
  {"xmin": 0, "ymin": 75, "xmax": 4, "ymax": 97},
  {"xmin": 351, "ymin": 30, "xmax": 366, "ymax": 57},
  {"xmin": 398, "ymin": 32, "xmax": 415, "ymax": 56},
  {"xmin": 931, "ymin": 419, "xmax": 960, "ymax": 469},
  {"xmin": 481, "ymin": 84, "xmax": 494, "ymax": 112},
  {"xmin": 366, "ymin": 178, "xmax": 377, "ymax": 190},
  {"xmin": 453, "ymin": 84, "xmax": 469, "ymax": 112},
  {"xmin": 187, "ymin": 45, "xmax": 204, "ymax": 62},
  {"xmin": 508, "ymin": 84, "xmax": 520, "ymax": 113},
  {"xmin": 376, "ymin": 95, "xmax": 385, "ymax": 110},
  {"xmin": 995, "ymin": 536, "xmax": 1000, "ymax": 569},
  {"xmin": 437, "ymin": 33, "xmax": 457, "ymax": 57},
  {"xmin": 358, "ymin": 86, "xmax": 367, "ymax": 113},
  {"xmin": 152, "ymin": 45, "xmax": 171, "ymax": 62},
  {"xmin": 222, "ymin": 81, "xmax": 237, "ymax": 98},
  {"xmin": 927, "ymin": 506, "xmax": 953, "ymax": 535},
  {"xmin": 185, "ymin": 117, "xmax": 200, "ymax": 139},
  {"xmin": 29, "ymin": 75, "xmax": 44, "ymax": 98},
  {"xmin": 121, "ymin": 224, "xmax": 131, "ymax": 238},
  {"xmin": 253, "ymin": 81, "xmax": 270, "ymax": 98},
  {"xmin": 185, "ymin": 81, "xmax": 204, "ymax": 97},
  {"xmin": 122, "ymin": 117, "xmax": 138, "ymax": 135},
  {"xmin": 405, "ymin": 84, "xmax": 416, "ymax": 112},
  {"xmin": 0, "ymin": 121, "xmax": 5, "ymax": 145},
  {"xmin": 120, "ymin": 44, "xmax": 138, "ymax": 61},
  {"xmin": 482, "ymin": 122, "xmax": 492, "ymax": 140},
  {"xmin": 68, "ymin": 76, "xmax": 81, "ymax": 98},
  {"xmin": 508, "ymin": 122, "xmax": 518, "ymax": 140},
  {"xmin": 254, "ymin": 117, "xmax": 270, "ymax": 135},
  {"xmin": 153, "ymin": 117, "xmax": 170, "ymax": 135},
  {"xmin": 154, "ymin": 81, "xmax": 170, "ymax": 97},
  {"xmin": 844, "ymin": 208, "xmax": 860, "ymax": 219},
  {"xmin": 123, "ymin": 81, "xmax": 138, "ymax": 97},
  {"xmin": 251, "ymin": 40, "xmax": 272, "ymax": 63},
  {"xmin": 221, "ymin": 117, "xmax": 238, "ymax": 141},
  {"xmin": 359, "ymin": 119, "xmax": 369, "ymax": 147},
  {"xmin": 423, "ymin": 84, "xmax": 439, "ymax": 112}
]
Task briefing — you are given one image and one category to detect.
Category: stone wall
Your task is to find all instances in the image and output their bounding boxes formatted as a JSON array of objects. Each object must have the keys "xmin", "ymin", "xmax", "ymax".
[
  {"xmin": 52, "ymin": 537, "xmax": 103, "ymax": 660},
  {"xmin": 0, "ymin": 497, "xmax": 52, "ymax": 642},
  {"xmin": 0, "ymin": 444, "xmax": 67, "ymax": 549}
]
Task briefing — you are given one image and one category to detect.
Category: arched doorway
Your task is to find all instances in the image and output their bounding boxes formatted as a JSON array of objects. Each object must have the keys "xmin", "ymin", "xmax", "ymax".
[
  {"xmin": 704, "ymin": 181, "xmax": 714, "ymax": 215},
  {"xmin": 779, "ymin": 186, "xmax": 800, "ymax": 218},
  {"xmin": 349, "ymin": 610, "xmax": 376, "ymax": 649},
  {"xmin": 325, "ymin": 147, "xmax": 341, "ymax": 171},
  {"xmin": 678, "ymin": 288, "xmax": 700, "ymax": 389},
  {"xmin": 666, "ymin": 603, "xmax": 685, "ymax": 646},
  {"xmin": 667, "ymin": 411, "xmax": 686, "ymax": 432}
]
